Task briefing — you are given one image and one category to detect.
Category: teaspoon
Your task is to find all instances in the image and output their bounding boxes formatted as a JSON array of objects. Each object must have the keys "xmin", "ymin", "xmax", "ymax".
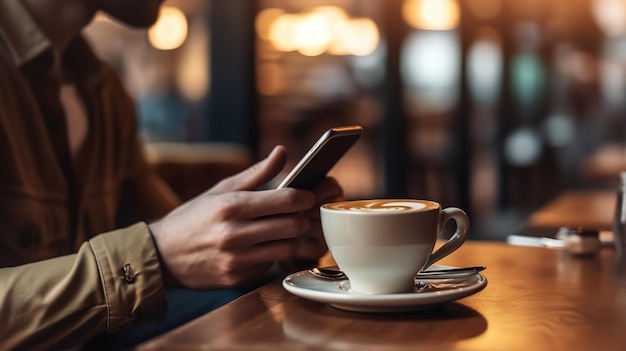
[{"xmin": 309, "ymin": 265, "xmax": 486, "ymax": 281}]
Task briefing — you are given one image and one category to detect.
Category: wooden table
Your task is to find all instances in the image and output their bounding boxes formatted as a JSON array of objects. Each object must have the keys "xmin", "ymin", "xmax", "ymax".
[
  {"xmin": 136, "ymin": 241, "xmax": 626, "ymax": 350},
  {"xmin": 582, "ymin": 143, "xmax": 626, "ymax": 183},
  {"xmin": 524, "ymin": 189, "xmax": 616, "ymax": 234}
]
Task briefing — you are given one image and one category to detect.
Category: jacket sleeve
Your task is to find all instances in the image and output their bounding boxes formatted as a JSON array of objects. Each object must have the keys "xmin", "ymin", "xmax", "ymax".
[{"xmin": 0, "ymin": 222, "xmax": 167, "ymax": 350}]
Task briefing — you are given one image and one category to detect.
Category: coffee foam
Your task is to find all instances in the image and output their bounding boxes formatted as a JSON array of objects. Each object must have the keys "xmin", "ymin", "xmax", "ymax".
[{"xmin": 325, "ymin": 199, "xmax": 436, "ymax": 212}]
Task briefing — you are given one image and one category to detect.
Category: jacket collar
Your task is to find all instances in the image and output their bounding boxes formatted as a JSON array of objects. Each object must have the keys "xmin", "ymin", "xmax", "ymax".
[
  {"xmin": 0, "ymin": 0, "xmax": 107, "ymax": 87},
  {"xmin": 0, "ymin": 0, "xmax": 52, "ymax": 66}
]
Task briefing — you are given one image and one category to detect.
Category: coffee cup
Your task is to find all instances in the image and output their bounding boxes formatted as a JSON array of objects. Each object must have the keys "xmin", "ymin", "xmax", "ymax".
[{"xmin": 320, "ymin": 199, "xmax": 469, "ymax": 294}]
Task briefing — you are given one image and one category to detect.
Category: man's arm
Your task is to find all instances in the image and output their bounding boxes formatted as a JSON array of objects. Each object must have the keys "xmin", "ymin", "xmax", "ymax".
[{"xmin": 0, "ymin": 222, "xmax": 167, "ymax": 350}]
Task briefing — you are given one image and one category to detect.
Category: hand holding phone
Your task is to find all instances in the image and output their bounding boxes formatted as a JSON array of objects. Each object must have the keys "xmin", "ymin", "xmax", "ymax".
[{"xmin": 276, "ymin": 125, "xmax": 363, "ymax": 189}]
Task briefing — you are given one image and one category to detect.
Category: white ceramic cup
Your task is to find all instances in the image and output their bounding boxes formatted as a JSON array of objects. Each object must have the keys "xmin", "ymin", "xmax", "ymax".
[{"xmin": 320, "ymin": 199, "xmax": 469, "ymax": 294}]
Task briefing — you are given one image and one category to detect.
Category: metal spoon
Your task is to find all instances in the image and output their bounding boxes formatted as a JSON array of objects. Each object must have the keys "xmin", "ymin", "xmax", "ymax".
[{"xmin": 309, "ymin": 265, "xmax": 486, "ymax": 281}]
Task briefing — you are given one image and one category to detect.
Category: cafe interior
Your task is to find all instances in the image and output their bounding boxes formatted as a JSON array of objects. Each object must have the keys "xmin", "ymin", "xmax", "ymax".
[
  {"xmin": 6, "ymin": 0, "xmax": 619, "ymax": 349},
  {"xmin": 84, "ymin": 0, "xmax": 626, "ymax": 242}
]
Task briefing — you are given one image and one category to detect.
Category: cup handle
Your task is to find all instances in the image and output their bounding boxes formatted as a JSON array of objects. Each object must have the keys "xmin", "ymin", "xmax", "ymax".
[{"xmin": 424, "ymin": 207, "xmax": 469, "ymax": 269}]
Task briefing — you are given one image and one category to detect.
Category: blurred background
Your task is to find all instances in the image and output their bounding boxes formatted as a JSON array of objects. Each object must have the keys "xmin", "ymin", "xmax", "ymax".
[{"xmin": 83, "ymin": 0, "xmax": 626, "ymax": 240}]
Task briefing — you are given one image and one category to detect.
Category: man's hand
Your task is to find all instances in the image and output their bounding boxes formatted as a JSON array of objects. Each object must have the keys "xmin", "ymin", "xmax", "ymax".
[{"xmin": 149, "ymin": 146, "xmax": 343, "ymax": 289}]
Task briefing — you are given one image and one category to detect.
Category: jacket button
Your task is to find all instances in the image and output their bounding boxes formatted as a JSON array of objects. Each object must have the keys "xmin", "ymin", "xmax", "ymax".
[{"xmin": 123, "ymin": 263, "xmax": 136, "ymax": 284}]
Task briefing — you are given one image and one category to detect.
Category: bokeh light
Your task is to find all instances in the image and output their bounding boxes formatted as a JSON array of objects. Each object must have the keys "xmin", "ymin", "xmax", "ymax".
[
  {"xmin": 176, "ymin": 19, "xmax": 209, "ymax": 101},
  {"xmin": 338, "ymin": 18, "xmax": 380, "ymax": 57},
  {"xmin": 262, "ymin": 6, "xmax": 380, "ymax": 57},
  {"xmin": 268, "ymin": 13, "xmax": 301, "ymax": 52},
  {"xmin": 293, "ymin": 13, "xmax": 331, "ymax": 56},
  {"xmin": 402, "ymin": 31, "xmax": 460, "ymax": 110},
  {"xmin": 467, "ymin": 28, "xmax": 503, "ymax": 105},
  {"xmin": 148, "ymin": 6, "xmax": 188, "ymax": 51},
  {"xmin": 543, "ymin": 114, "xmax": 576, "ymax": 147},
  {"xmin": 591, "ymin": 0, "xmax": 626, "ymax": 37},
  {"xmin": 256, "ymin": 8, "xmax": 285, "ymax": 41},
  {"xmin": 504, "ymin": 127, "xmax": 543, "ymax": 166},
  {"xmin": 403, "ymin": 0, "xmax": 460, "ymax": 31}
]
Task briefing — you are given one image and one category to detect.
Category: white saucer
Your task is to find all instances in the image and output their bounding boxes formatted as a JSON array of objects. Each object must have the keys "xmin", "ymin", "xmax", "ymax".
[{"xmin": 282, "ymin": 265, "xmax": 487, "ymax": 313}]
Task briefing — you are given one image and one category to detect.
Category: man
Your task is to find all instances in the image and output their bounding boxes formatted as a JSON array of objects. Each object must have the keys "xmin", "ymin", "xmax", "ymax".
[{"xmin": 0, "ymin": 0, "xmax": 342, "ymax": 349}]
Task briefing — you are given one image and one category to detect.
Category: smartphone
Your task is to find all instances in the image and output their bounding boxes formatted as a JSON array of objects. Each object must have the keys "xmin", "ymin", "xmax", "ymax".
[{"xmin": 276, "ymin": 125, "xmax": 363, "ymax": 189}]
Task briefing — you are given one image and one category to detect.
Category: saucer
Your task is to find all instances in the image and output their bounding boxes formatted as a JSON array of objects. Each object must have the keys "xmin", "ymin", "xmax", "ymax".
[{"xmin": 282, "ymin": 265, "xmax": 487, "ymax": 313}]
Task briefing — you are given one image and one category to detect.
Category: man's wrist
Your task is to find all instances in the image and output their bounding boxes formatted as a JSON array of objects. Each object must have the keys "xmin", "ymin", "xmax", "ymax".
[{"xmin": 147, "ymin": 222, "xmax": 179, "ymax": 287}]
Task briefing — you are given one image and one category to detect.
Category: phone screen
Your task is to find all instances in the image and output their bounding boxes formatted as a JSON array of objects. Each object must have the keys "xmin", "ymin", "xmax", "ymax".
[{"xmin": 276, "ymin": 126, "xmax": 362, "ymax": 189}]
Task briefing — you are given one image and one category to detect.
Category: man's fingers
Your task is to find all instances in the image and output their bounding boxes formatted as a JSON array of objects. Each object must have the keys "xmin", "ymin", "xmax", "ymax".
[
  {"xmin": 209, "ymin": 188, "xmax": 315, "ymax": 220},
  {"xmin": 219, "ymin": 214, "xmax": 312, "ymax": 248},
  {"xmin": 210, "ymin": 145, "xmax": 287, "ymax": 193}
]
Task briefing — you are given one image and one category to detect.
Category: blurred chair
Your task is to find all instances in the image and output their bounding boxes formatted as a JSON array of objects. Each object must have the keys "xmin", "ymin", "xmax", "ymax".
[{"xmin": 145, "ymin": 142, "xmax": 253, "ymax": 201}]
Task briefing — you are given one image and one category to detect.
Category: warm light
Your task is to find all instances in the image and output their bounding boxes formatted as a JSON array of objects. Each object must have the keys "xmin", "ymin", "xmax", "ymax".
[
  {"xmin": 403, "ymin": 0, "xmax": 460, "ymax": 31},
  {"xmin": 314, "ymin": 6, "xmax": 351, "ymax": 55},
  {"xmin": 264, "ymin": 6, "xmax": 380, "ymax": 57},
  {"xmin": 338, "ymin": 18, "xmax": 380, "ymax": 56},
  {"xmin": 591, "ymin": 0, "xmax": 626, "ymax": 37},
  {"xmin": 268, "ymin": 14, "xmax": 301, "ymax": 52},
  {"xmin": 256, "ymin": 8, "xmax": 285, "ymax": 41},
  {"xmin": 293, "ymin": 13, "xmax": 331, "ymax": 56},
  {"xmin": 177, "ymin": 19, "xmax": 209, "ymax": 101},
  {"xmin": 148, "ymin": 6, "xmax": 188, "ymax": 50},
  {"xmin": 312, "ymin": 6, "xmax": 349, "ymax": 23}
]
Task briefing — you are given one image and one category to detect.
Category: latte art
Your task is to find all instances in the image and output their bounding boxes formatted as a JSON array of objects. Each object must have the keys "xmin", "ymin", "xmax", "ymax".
[{"xmin": 325, "ymin": 200, "xmax": 436, "ymax": 212}]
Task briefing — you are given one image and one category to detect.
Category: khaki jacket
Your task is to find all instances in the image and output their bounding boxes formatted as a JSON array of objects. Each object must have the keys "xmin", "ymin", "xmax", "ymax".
[
  {"xmin": 1, "ymin": 224, "xmax": 167, "ymax": 350},
  {"xmin": 0, "ymin": 0, "xmax": 179, "ymax": 349}
]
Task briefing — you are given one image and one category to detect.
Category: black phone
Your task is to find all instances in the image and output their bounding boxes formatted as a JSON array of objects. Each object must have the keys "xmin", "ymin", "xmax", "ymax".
[{"xmin": 276, "ymin": 125, "xmax": 363, "ymax": 189}]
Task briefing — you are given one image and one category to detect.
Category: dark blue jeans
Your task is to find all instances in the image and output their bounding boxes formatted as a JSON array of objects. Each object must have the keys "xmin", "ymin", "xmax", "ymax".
[{"xmin": 86, "ymin": 287, "xmax": 246, "ymax": 349}]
